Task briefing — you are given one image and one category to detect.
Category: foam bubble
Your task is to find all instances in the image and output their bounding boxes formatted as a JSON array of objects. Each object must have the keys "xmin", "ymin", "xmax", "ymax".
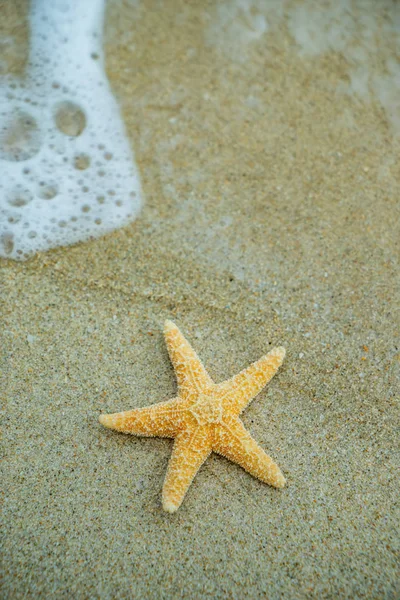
[{"xmin": 0, "ymin": 0, "xmax": 142, "ymax": 260}]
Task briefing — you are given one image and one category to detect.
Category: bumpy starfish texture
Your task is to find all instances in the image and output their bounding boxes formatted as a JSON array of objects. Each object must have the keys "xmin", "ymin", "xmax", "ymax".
[{"xmin": 99, "ymin": 320, "xmax": 286, "ymax": 513}]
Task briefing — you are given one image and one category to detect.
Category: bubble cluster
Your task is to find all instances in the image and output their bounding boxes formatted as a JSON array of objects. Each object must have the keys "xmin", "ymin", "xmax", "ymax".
[{"xmin": 0, "ymin": 0, "xmax": 142, "ymax": 260}]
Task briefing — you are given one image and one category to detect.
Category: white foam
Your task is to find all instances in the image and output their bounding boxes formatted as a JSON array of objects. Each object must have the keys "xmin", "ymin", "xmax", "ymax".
[{"xmin": 0, "ymin": 0, "xmax": 142, "ymax": 260}]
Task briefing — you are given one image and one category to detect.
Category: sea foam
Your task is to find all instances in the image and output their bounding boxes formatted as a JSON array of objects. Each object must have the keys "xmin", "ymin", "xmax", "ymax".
[{"xmin": 0, "ymin": 0, "xmax": 142, "ymax": 260}]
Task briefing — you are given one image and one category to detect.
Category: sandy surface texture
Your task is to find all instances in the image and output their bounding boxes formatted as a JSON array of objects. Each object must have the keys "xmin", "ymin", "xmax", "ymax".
[{"xmin": 1, "ymin": 1, "xmax": 399, "ymax": 598}]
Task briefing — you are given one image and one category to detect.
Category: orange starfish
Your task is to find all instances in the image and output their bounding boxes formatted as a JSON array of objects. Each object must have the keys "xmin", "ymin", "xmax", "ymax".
[{"xmin": 99, "ymin": 320, "xmax": 286, "ymax": 513}]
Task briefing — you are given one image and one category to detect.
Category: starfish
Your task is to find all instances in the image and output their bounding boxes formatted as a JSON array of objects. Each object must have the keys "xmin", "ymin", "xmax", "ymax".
[{"xmin": 99, "ymin": 320, "xmax": 286, "ymax": 513}]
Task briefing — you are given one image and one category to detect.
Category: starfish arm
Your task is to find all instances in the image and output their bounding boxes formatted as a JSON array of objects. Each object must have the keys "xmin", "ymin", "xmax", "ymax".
[
  {"xmin": 213, "ymin": 418, "xmax": 285, "ymax": 488},
  {"xmin": 218, "ymin": 347, "xmax": 285, "ymax": 414},
  {"xmin": 162, "ymin": 426, "xmax": 212, "ymax": 513},
  {"xmin": 99, "ymin": 397, "xmax": 184, "ymax": 438},
  {"xmin": 164, "ymin": 320, "xmax": 213, "ymax": 399}
]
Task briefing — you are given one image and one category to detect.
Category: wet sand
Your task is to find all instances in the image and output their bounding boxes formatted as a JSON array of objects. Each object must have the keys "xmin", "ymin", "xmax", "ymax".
[{"xmin": 1, "ymin": 1, "xmax": 399, "ymax": 598}]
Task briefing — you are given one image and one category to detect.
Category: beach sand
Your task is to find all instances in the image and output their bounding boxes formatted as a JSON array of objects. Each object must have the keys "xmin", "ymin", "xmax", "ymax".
[{"xmin": 1, "ymin": 1, "xmax": 399, "ymax": 598}]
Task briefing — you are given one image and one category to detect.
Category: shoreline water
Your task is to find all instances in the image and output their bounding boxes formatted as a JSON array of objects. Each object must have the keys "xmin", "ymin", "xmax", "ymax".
[{"xmin": 2, "ymin": 1, "xmax": 399, "ymax": 598}]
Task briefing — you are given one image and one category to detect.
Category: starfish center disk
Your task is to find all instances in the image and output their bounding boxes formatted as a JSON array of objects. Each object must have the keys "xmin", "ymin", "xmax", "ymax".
[{"xmin": 189, "ymin": 393, "xmax": 223, "ymax": 425}]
